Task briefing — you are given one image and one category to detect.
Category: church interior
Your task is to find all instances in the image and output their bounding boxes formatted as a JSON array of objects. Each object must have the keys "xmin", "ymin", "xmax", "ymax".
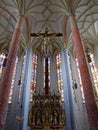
[{"xmin": 0, "ymin": 0, "xmax": 98, "ymax": 130}]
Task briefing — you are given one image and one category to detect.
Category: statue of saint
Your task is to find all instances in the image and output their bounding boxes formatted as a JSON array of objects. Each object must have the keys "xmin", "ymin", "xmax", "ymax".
[{"xmin": 35, "ymin": 109, "xmax": 43, "ymax": 125}]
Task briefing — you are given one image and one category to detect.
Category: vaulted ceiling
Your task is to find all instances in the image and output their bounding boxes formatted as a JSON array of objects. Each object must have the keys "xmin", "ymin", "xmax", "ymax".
[{"xmin": 0, "ymin": 0, "xmax": 98, "ymax": 57}]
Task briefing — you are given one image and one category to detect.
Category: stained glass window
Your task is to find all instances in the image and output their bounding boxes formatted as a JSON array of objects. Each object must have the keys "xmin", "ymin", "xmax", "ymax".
[
  {"xmin": 87, "ymin": 52, "xmax": 98, "ymax": 98},
  {"xmin": 0, "ymin": 53, "xmax": 18, "ymax": 103},
  {"xmin": 30, "ymin": 53, "xmax": 38, "ymax": 101},
  {"xmin": 75, "ymin": 58, "xmax": 85, "ymax": 102},
  {"xmin": 56, "ymin": 52, "xmax": 64, "ymax": 101},
  {"xmin": 0, "ymin": 53, "xmax": 6, "ymax": 78},
  {"xmin": 9, "ymin": 58, "xmax": 18, "ymax": 103}
]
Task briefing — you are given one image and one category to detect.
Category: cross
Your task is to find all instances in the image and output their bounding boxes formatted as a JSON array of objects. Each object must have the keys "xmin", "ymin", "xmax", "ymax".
[{"xmin": 31, "ymin": 28, "xmax": 62, "ymax": 37}]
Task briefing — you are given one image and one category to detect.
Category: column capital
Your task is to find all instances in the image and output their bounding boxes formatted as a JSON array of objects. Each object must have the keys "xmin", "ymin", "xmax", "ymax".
[
  {"xmin": 68, "ymin": 12, "xmax": 75, "ymax": 16},
  {"xmin": 19, "ymin": 14, "xmax": 25, "ymax": 17},
  {"xmin": 62, "ymin": 48, "xmax": 68, "ymax": 54}
]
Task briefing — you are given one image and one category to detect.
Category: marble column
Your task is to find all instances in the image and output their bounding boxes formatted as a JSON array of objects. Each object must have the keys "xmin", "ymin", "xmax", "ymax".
[
  {"xmin": 69, "ymin": 14, "xmax": 98, "ymax": 130},
  {"xmin": 0, "ymin": 15, "xmax": 25, "ymax": 130},
  {"xmin": 62, "ymin": 48, "xmax": 77, "ymax": 130}
]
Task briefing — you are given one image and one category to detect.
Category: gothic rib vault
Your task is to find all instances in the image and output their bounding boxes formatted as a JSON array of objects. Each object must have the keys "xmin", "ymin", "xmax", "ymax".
[{"xmin": 0, "ymin": 0, "xmax": 98, "ymax": 56}]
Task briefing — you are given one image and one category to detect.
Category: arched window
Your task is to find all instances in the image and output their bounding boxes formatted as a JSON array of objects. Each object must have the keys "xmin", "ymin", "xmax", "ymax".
[
  {"xmin": 0, "ymin": 52, "xmax": 18, "ymax": 103},
  {"xmin": 75, "ymin": 51, "xmax": 98, "ymax": 102},
  {"xmin": 0, "ymin": 53, "xmax": 5, "ymax": 78},
  {"xmin": 86, "ymin": 52, "xmax": 98, "ymax": 98},
  {"xmin": 9, "ymin": 58, "xmax": 18, "ymax": 103},
  {"xmin": 75, "ymin": 58, "xmax": 85, "ymax": 103},
  {"xmin": 30, "ymin": 53, "xmax": 38, "ymax": 101},
  {"xmin": 56, "ymin": 52, "xmax": 64, "ymax": 101}
]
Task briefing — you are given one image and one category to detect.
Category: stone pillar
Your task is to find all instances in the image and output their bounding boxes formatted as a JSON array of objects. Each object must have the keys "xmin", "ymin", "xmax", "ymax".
[
  {"xmin": 62, "ymin": 48, "xmax": 77, "ymax": 130},
  {"xmin": 0, "ymin": 15, "xmax": 25, "ymax": 130},
  {"xmin": 5, "ymin": 57, "xmax": 23, "ymax": 130},
  {"xmin": 69, "ymin": 14, "xmax": 98, "ymax": 130},
  {"xmin": 70, "ymin": 57, "xmax": 89, "ymax": 130},
  {"xmin": 21, "ymin": 48, "xmax": 32, "ymax": 130}
]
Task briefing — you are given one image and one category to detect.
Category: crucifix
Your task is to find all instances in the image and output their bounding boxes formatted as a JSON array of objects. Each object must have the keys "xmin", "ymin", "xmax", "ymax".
[
  {"xmin": 31, "ymin": 27, "xmax": 62, "ymax": 37},
  {"xmin": 31, "ymin": 28, "xmax": 62, "ymax": 95}
]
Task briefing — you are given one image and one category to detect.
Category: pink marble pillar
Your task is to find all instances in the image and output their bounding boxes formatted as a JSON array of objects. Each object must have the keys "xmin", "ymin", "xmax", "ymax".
[
  {"xmin": 0, "ymin": 15, "xmax": 25, "ymax": 130},
  {"xmin": 69, "ymin": 14, "xmax": 98, "ymax": 130},
  {"xmin": 63, "ymin": 16, "xmax": 68, "ymax": 48}
]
